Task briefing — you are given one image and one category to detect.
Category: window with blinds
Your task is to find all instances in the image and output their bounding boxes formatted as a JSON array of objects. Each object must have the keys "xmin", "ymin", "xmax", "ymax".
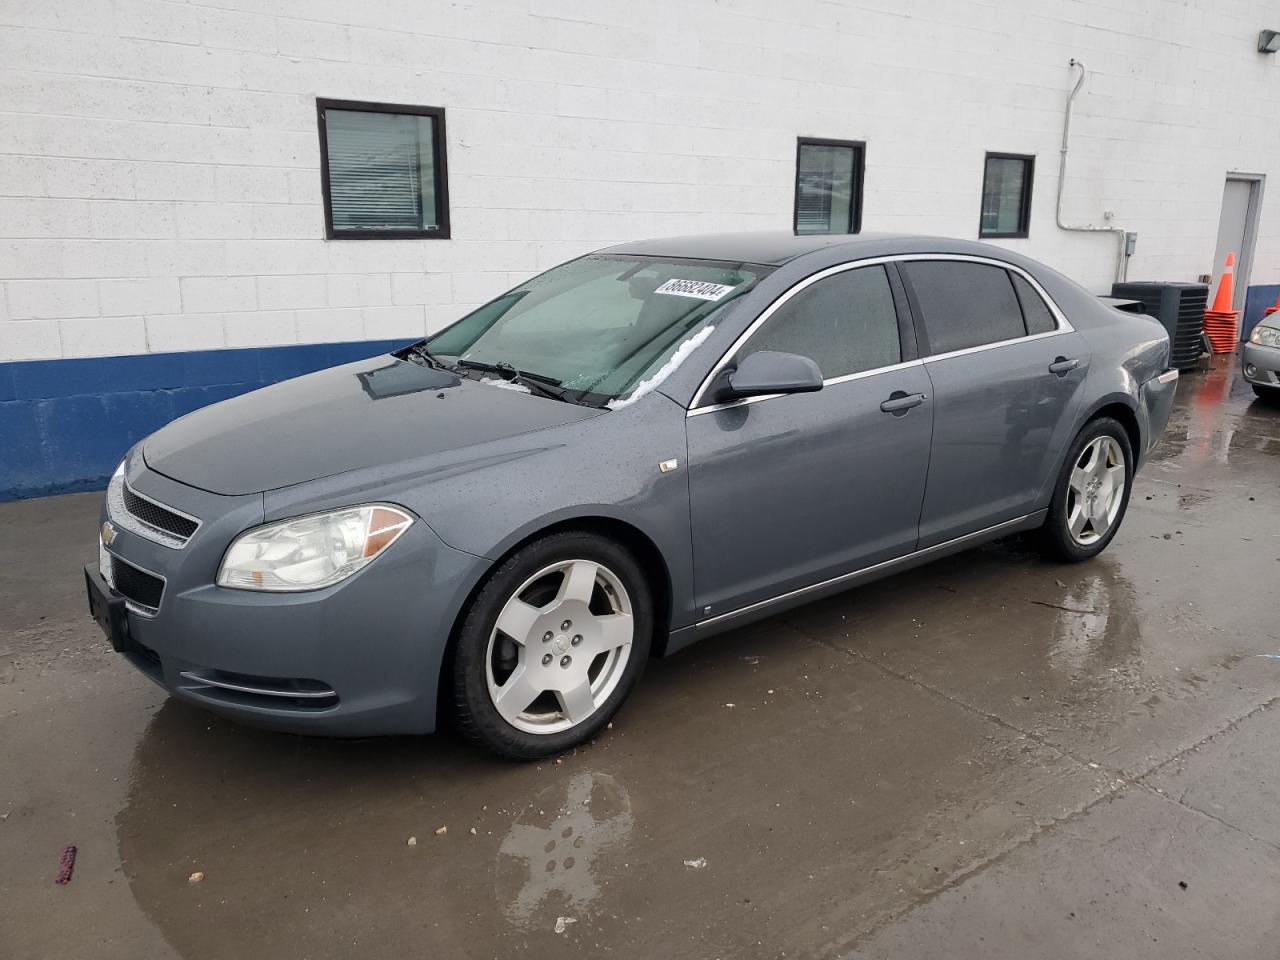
[
  {"xmin": 979, "ymin": 153, "xmax": 1033, "ymax": 239},
  {"xmin": 794, "ymin": 138, "xmax": 864, "ymax": 236},
  {"xmin": 317, "ymin": 99, "xmax": 450, "ymax": 239}
]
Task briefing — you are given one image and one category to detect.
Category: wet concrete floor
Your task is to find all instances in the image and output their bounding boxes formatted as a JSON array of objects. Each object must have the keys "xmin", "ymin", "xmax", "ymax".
[{"xmin": 2, "ymin": 356, "xmax": 1279, "ymax": 959}]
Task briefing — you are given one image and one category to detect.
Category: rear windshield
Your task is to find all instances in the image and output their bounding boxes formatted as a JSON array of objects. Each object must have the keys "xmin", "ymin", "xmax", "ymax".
[{"xmin": 426, "ymin": 255, "xmax": 769, "ymax": 404}]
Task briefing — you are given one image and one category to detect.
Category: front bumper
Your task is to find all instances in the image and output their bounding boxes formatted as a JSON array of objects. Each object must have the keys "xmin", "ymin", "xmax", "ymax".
[
  {"xmin": 1242, "ymin": 340, "xmax": 1280, "ymax": 389},
  {"xmin": 95, "ymin": 449, "xmax": 488, "ymax": 736}
]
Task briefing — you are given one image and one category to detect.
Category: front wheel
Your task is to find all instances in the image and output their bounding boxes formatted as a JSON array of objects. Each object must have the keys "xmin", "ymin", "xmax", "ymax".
[
  {"xmin": 1039, "ymin": 417, "xmax": 1133, "ymax": 562},
  {"xmin": 451, "ymin": 531, "xmax": 653, "ymax": 759},
  {"xmin": 1253, "ymin": 384, "xmax": 1280, "ymax": 403}
]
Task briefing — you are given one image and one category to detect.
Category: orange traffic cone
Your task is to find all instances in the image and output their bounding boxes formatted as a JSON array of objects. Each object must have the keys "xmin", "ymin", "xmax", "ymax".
[
  {"xmin": 1264, "ymin": 292, "xmax": 1280, "ymax": 318},
  {"xmin": 1209, "ymin": 252, "xmax": 1235, "ymax": 313},
  {"xmin": 1202, "ymin": 252, "xmax": 1240, "ymax": 353}
]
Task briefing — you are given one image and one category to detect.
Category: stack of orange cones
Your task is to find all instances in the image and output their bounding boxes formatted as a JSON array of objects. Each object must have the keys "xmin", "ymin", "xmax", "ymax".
[
  {"xmin": 1202, "ymin": 252, "xmax": 1240, "ymax": 353},
  {"xmin": 1264, "ymin": 292, "xmax": 1280, "ymax": 319}
]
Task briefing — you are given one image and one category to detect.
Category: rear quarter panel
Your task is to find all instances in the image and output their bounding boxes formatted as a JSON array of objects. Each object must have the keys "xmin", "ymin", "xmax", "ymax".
[{"xmin": 1036, "ymin": 299, "xmax": 1172, "ymax": 502}]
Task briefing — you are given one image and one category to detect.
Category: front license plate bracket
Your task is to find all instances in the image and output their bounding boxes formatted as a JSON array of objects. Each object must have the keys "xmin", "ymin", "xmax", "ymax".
[{"xmin": 84, "ymin": 564, "xmax": 132, "ymax": 653}]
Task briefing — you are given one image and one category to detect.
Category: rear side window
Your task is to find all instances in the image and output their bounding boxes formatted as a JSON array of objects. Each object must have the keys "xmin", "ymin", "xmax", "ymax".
[
  {"xmin": 1011, "ymin": 272, "xmax": 1057, "ymax": 335},
  {"xmin": 903, "ymin": 261, "xmax": 1025, "ymax": 354},
  {"xmin": 745, "ymin": 265, "xmax": 900, "ymax": 379}
]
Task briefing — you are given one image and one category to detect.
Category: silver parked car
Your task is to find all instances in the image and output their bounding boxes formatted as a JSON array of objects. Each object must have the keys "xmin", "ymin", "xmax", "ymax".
[
  {"xmin": 86, "ymin": 233, "xmax": 1178, "ymax": 757},
  {"xmin": 1243, "ymin": 310, "xmax": 1280, "ymax": 399}
]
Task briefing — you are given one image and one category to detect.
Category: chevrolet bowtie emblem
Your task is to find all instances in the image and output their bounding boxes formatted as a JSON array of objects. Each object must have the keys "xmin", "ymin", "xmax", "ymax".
[{"xmin": 101, "ymin": 521, "xmax": 118, "ymax": 547}]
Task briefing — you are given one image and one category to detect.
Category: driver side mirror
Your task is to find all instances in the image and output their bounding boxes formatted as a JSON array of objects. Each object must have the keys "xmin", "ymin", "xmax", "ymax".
[{"xmin": 726, "ymin": 351, "xmax": 824, "ymax": 398}]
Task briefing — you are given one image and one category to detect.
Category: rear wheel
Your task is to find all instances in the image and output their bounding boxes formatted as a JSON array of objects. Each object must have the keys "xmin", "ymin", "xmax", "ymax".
[
  {"xmin": 451, "ymin": 531, "xmax": 652, "ymax": 759},
  {"xmin": 1039, "ymin": 417, "xmax": 1133, "ymax": 562}
]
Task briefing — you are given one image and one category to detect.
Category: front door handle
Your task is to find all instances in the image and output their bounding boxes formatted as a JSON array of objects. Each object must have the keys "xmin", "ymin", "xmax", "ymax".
[
  {"xmin": 880, "ymin": 391, "xmax": 926, "ymax": 415},
  {"xmin": 1049, "ymin": 356, "xmax": 1080, "ymax": 377}
]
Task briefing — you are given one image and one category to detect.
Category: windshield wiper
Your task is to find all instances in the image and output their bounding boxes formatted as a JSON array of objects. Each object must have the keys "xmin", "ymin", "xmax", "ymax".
[
  {"xmin": 402, "ymin": 342, "xmax": 452, "ymax": 371},
  {"xmin": 454, "ymin": 359, "xmax": 577, "ymax": 404}
]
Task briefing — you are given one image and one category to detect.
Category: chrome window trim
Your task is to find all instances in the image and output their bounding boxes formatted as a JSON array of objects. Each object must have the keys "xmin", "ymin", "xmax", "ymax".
[
  {"xmin": 688, "ymin": 358, "xmax": 927, "ymax": 417},
  {"xmin": 688, "ymin": 253, "xmax": 1074, "ymax": 411},
  {"xmin": 821, "ymin": 357, "xmax": 925, "ymax": 387},
  {"xmin": 106, "ymin": 475, "xmax": 202, "ymax": 550},
  {"xmin": 923, "ymin": 325, "xmax": 1071, "ymax": 363},
  {"xmin": 688, "ymin": 393, "xmax": 784, "ymax": 417}
]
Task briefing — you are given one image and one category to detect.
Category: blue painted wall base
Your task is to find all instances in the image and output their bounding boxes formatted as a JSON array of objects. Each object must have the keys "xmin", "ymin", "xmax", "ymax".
[
  {"xmin": 1243, "ymin": 284, "xmax": 1280, "ymax": 341},
  {"xmin": 0, "ymin": 339, "xmax": 412, "ymax": 501}
]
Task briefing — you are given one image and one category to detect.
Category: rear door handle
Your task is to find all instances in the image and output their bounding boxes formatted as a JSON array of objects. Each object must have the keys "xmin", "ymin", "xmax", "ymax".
[
  {"xmin": 880, "ymin": 391, "xmax": 926, "ymax": 415},
  {"xmin": 1049, "ymin": 357, "xmax": 1080, "ymax": 377}
]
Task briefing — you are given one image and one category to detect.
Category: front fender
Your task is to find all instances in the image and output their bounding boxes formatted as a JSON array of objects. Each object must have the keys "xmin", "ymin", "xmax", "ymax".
[{"xmin": 266, "ymin": 391, "xmax": 698, "ymax": 632}]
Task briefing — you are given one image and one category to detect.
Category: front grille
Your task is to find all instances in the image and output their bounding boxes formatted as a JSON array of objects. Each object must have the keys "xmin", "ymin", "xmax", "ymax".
[
  {"xmin": 110, "ymin": 556, "xmax": 164, "ymax": 611},
  {"xmin": 123, "ymin": 485, "xmax": 199, "ymax": 541}
]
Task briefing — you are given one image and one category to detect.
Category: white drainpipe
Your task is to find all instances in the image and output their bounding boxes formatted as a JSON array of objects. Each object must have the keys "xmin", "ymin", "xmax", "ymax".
[{"xmin": 1058, "ymin": 59, "xmax": 1129, "ymax": 284}]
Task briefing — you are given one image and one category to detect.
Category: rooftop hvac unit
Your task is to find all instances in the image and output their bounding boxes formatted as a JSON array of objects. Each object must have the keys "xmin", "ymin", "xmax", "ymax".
[{"xmin": 1110, "ymin": 281, "xmax": 1207, "ymax": 371}]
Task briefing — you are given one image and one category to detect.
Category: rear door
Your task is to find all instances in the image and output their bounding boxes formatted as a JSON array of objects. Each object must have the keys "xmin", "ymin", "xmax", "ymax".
[
  {"xmin": 686, "ymin": 263, "xmax": 934, "ymax": 618},
  {"xmin": 901, "ymin": 258, "xmax": 1090, "ymax": 547}
]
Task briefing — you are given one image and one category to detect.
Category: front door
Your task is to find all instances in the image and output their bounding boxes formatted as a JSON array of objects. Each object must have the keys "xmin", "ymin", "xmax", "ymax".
[
  {"xmin": 901, "ymin": 259, "xmax": 1090, "ymax": 547},
  {"xmin": 686, "ymin": 263, "xmax": 934, "ymax": 619}
]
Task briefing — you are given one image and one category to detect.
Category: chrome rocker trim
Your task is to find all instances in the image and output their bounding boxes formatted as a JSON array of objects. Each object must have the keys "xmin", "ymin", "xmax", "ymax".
[{"xmin": 696, "ymin": 511, "xmax": 1046, "ymax": 631}]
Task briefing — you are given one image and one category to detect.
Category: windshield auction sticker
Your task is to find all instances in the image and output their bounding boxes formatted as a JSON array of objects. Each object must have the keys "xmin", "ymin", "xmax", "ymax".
[{"xmin": 654, "ymin": 279, "xmax": 735, "ymax": 301}]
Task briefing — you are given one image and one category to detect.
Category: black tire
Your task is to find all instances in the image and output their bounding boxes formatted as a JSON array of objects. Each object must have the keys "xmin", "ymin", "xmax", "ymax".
[
  {"xmin": 1038, "ymin": 417, "xmax": 1134, "ymax": 562},
  {"xmin": 1253, "ymin": 384, "xmax": 1280, "ymax": 403},
  {"xmin": 451, "ymin": 530, "xmax": 653, "ymax": 759}
]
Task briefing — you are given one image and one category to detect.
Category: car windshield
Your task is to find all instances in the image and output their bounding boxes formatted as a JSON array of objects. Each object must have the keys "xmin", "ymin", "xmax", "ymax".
[{"xmin": 423, "ymin": 255, "xmax": 769, "ymax": 405}]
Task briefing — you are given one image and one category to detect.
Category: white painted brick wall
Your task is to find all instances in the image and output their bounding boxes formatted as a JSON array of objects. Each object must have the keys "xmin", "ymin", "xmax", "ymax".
[{"xmin": 1, "ymin": 0, "xmax": 1278, "ymax": 361}]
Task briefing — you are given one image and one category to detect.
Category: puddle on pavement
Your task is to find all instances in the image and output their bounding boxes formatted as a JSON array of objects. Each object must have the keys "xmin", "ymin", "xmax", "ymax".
[
  {"xmin": 496, "ymin": 771, "xmax": 634, "ymax": 925},
  {"xmin": 6, "ymin": 353, "xmax": 1280, "ymax": 959}
]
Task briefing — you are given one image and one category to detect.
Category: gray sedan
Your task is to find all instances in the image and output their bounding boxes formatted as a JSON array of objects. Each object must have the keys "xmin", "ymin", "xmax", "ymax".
[
  {"xmin": 86, "ymin": 233, "xmax": 1178, "ymax": 757},
  {"xmin": 1242, "ymin": 310, "xmax": 1280, "ymax": 399}
]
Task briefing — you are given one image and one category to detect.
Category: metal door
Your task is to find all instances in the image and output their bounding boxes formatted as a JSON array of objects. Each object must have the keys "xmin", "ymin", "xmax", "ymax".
[{"xmin": 1212, "ymin": 176, "xmax": 1263, "ymax": 312}]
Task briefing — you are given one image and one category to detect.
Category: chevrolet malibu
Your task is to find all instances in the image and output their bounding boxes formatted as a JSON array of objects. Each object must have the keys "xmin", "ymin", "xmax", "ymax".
[{"xmin": 86, "ymin": 232, "xmax": 1178, "ymax": 758}]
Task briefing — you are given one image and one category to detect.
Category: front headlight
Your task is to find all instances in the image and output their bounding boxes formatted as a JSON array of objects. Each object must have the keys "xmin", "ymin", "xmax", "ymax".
[
  {"xmin": 217, "ymin": 504, "xmax": 414, "ymax": 592},
  {"xmin": 1250, "ymin": 324, "xmax": 1280, "ymax": 348}
]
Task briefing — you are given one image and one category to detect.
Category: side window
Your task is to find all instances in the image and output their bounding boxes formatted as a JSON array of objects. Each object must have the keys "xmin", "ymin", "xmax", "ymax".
[
  {"xmin": 902, "ymin": 261, "xmax": 1025, "ymax": 354},
  {"xmin": 745, "ymin": 265, "xmax": 900, "ymax": 379},
  {"xmin": 1010, "ymin": 272, "xmax": 1057, "ymax": 335}
]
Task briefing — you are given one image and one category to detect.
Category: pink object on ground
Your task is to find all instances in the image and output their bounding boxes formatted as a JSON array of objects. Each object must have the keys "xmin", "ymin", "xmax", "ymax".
[{"xmin": 55, "ymin": 845, "xmax": 77, "ymax": 885}]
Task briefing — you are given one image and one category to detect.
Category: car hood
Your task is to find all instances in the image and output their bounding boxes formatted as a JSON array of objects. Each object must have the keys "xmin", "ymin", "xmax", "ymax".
[{"xmin": 144, "ymin": 355, "xmax": 603, "ymax": 495}]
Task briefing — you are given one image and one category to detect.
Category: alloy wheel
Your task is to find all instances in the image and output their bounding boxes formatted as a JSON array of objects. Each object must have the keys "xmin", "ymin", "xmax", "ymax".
[
  {"xmin": 484, "ymin": 559, "xmax": 634, "ymax": 735},
  {"xmin": 1065, "ymin": 435, "xmax": 1126, "ymax": 545}
]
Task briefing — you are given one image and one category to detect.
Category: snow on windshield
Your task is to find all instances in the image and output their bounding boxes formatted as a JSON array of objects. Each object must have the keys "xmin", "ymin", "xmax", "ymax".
[{"xmin": 606, "ymin": 325, "xmax": 716, "ymax": 411}]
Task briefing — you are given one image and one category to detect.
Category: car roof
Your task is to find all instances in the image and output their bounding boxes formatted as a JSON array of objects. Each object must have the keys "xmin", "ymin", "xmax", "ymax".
[{"xmin": 599, "ymin": 230, "xmax": 1009, "ymax": 267}]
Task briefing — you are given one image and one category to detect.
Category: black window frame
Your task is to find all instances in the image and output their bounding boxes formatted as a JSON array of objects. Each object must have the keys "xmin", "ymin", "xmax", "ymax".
[
  {"xmin": 316, "ymin": 97, "xmax": 451, "ymax": 241},
  {"xmin": 978, "ymin": 152, "xmax": 1034, "ymax": 240},
  {"xmin": 793, "ymin": 137, "xmax": 866, "ymax": 236}
]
